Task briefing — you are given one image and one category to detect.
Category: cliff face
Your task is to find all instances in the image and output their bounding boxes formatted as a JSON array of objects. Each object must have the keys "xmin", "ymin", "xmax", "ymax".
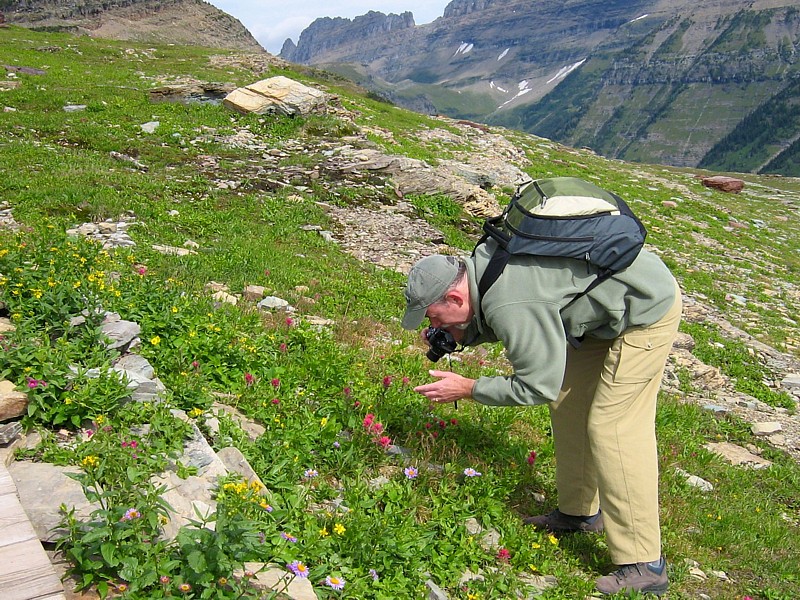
[
  {"xmin": 282, "ymin": 0, "xmax": 800, "ymax": 176},
  {"xmin": 1, "ymin": 0, "xmax": 264, "ymax": 53}
]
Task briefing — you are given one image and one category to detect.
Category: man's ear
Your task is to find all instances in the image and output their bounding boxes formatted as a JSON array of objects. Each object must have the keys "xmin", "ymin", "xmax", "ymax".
[{"xmin": 445, "ymin": 289, "xmax": 465, "ymax": 307}]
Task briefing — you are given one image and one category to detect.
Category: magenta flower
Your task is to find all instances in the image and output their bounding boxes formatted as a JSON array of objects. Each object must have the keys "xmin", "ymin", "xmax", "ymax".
[
  {"xmin": 244, "ymin": 372, "xmax": 255, "ymax": 386},
  {"xmin": 402, "ymin": 376, "xmax": 410, "ymax": 385},
  {"xmin": 527, "ymin": 450, "xmax": 537, "ymax": 466},
  {"xmin": 287, "ymin": 561, "xmax": 308, "ymax": 578},
  {"xmin": 497, "ymin": 547, "xmax": 511, "ymax": 562},
  {"xmin": 271, "ymin": 398, "xmax": 280, "ymax": 405},
  {"xmin": 279, "ymin": 343, "xmax": 288, "ymax": 353},
  {"xmin": 377, "ymin": 436, "xmax": 392, "ymax": 449},
  {"xmin": 382, "ymin": 375, "xmax": 392, "ymax": 388},
  {"xmin": 271, "ymin": 378, "xmax": 280, "ymax": 388},
  {"xmin": 343, "ymin": 386, "xmax": 352, "ymax": 398},
  {"xmin": 191, "ymin": 360, "xmax": 199, "ymax": 369},
  {"xmin": 285, "ymin": 317, "xmax": 295, "ymax": 327},
  {"xmin": 325, "ymin": 575, "xmax": 345, "ymax": 590}
]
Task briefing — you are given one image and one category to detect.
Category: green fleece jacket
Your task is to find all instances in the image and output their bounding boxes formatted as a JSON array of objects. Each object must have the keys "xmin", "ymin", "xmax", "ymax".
[{"xmin": 464, "ymin": 239, "xmax": 677, "ymax": 407}]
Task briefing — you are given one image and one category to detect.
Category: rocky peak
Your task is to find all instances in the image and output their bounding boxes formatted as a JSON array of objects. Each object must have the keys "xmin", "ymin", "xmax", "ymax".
[
  {"xmin": 442, "ymin": 0, "xmax": 498, "ymax": 19},
  {"xmin": 281, "ymin": 11, "xmax": 415, "ymax": 63}
]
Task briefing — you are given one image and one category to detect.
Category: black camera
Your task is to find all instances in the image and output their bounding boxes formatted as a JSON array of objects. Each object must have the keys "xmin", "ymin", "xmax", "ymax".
[{"xmin": 425, "ymin": 327, "xmax": 458, "ymax": 362}]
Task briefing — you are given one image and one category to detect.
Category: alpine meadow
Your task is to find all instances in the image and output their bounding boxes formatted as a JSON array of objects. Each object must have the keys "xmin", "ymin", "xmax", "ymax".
[{"xmin": 1, "ymin": 24, "xmax": 800, "ymax": 600}]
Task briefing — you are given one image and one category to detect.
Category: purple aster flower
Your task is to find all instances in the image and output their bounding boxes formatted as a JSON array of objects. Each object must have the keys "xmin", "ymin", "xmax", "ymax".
[
  {"xmin": 325, "ymin": 575, "xmax": 345, "ymax": 590},
  {"xmin": 281, "ymin": 532, "xmax": 298, "ymax": 543},
  {"xmin": 404, "ymin": 466, "xmax": 418, "ymax": 479},
  {"xmin": 463, "ymin": 467, "xmax": 482, "ymax": 477},
  {"xmin": 287, "ymin": 561, "xmax": 309, "ymax": 578},
  {"xmin": 369, "ymin": 569, "xmax": 379, "ymax": 581}
]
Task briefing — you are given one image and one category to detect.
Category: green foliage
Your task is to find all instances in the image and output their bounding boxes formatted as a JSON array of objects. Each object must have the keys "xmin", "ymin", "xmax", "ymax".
[{"xmin": 0, "ymin": 25, "xmax": 799, "ymax": 600}]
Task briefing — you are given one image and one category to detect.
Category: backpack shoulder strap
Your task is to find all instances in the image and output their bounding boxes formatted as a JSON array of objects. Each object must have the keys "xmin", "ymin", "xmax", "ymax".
[{"xmin": 475, "ymin": 245, "xmax": 511, "ymax": 324}]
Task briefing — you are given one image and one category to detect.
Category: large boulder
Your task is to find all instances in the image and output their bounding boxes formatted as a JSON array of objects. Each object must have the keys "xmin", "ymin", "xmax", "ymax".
[
  {"xmin": 701, "ymin": 176, "xmax": 745, "ymax": 193},
  {"xmin": 223, "ymin": 76, "xmax": 329, "ymax": 117}
]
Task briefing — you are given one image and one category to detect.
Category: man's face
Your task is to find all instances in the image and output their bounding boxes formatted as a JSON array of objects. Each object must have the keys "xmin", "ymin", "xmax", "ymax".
[{"xmin": 426, "ymin": 297, "xmax": 471, "ymax": 332}]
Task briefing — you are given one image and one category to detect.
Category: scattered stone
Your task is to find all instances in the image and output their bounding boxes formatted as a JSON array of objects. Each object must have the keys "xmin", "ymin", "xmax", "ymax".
[
  {"xmin": 140, "ymin": 121, "xmax": 160, "ymax": 133},
  {"xmin": 216, "ymin": 446, "xmax": 266, "ymax": 491},
  {"xmin": 662, "ymin": 200, "xmax": 678, "ymax": 208},
  {"xmin": 233, "ymin": 563, "xmax": 317, "ymax": 600},
  {"xmin": 0, "ymin": 421, "xmax": 22, "ymax": 445},
  {"xmin": 0, "ymin": 380, "xmax": 27, "ymax": 421},
  {"xmin": 781, "ymin": 373, "xmax": 800, "ymax": 390},
  {"xmin": 243, "ymin": 285, "xmax": 266, "ymax": 301},
  {"xmin": 751, "ymin": 422, "xmax": 782, "ymax": 436},
  {"xmin": 701, "ymin": 175, "xmax": 745, "ymax": 193},
  {"xmin": 63, "ymin": 104, "xmax": 87, "ymax": 112},
  {"xmin": 675, "ymin": 468, "xmax": 714, "ymax": 492},
  {"xmin": 110, "ymin": 150, "xmax": 148, "ymax": 171},
  {"xmin": 223, "ymin": 75, "xmax": 330, "ymax": 117},
  {"xmin": 425, "ymin": 579, "xmax": 449, "ymax": 600},
  {"xmin": 257, "ymin": 296, "xmax": 293, "ymax": 311},
  {"xmin": 704, "ymin": 442, "xmax": 772, "ymax": 469},
  {"xmin": 152, "ymin": 244, "xmax": 197, "ymax": 256},
  {"xmin": 211, "ymin": 290, "xmax": 238, "ymax": 305},
  {"xmin": 8, "ymin": 462, "xmax": 98, "ymax": 542},
  {"xmin": 100, "ymin": 319, "xmax": 141, "ymax": 352}
]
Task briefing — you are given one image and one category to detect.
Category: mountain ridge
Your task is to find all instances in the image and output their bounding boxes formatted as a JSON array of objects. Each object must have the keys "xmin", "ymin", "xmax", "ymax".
[
  {"xmin": 282, "ymin": 0, "xmax": 800, "ymax": 176},
  {"xmin": 1, "ymin": 0, "xmax": 264, "ymax": 52}
]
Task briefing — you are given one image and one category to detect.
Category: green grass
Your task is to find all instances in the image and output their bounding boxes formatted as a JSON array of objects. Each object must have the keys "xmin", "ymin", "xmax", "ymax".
[{"xmin": 1, "ymin": 25, "xmax": 799, "ymax": 599}]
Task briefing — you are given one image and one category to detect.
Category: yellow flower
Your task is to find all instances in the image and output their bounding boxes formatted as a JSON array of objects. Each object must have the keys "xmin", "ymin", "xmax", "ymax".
[
  {"xmin": 548, "ymin": 534, "xmax": 558, "ymax": 546},
  {"xmin": 73, "ymin": 281, "xmax": 81, "ymax": 289},
  {"xmin": 319, "ymin": 527, "xmax": 329, "ymax": 537},
  {"xmin": 188, "ymin": 407, "xmax": 203, "ymax": 418},
  {"xmin": 172, "ymin": 306, "xmax": 178, "ymax": 313},
  {"xmin": 529, "ymin": 564, "xmax": 539, "ymax": 572},
  {"xmin": 320, "ymin": 417, "xmax": 328, "ymax": 427},
  {"xmin": 95, "ymin": 415, "xmax": 105, "ymax": 424},
  {"xmin": 81, "ymin": 455, "xmax": 100, "ymax": 468},
  {"xmin": 64, "ymin": 397, "xmax": 73, "ymax": 405},
  {"xmin": 531, "ymin": 542, "xmax": 541, "ymax": 549},
  {"xmin": 333, "ymin": 523, "xmax": 346, "ymax": 536},
  {"xmin": 150, "ymin": 335, "xmax": 161, "ymax": 346}
]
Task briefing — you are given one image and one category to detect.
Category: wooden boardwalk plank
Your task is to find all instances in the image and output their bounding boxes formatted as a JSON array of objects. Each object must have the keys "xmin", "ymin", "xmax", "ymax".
[{"xmin": 0, "ymin": 462, "xmax": 65, "ymax": 600}]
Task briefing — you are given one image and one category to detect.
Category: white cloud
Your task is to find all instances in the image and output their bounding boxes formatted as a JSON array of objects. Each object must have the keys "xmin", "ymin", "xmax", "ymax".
[{"xmin": 206, "ymin": 1, "xmax": 451, "ymax": 54}]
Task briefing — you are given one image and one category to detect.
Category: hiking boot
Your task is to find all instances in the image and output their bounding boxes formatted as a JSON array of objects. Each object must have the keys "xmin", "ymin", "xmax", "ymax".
[
  {"xmin": 522, "ymin": 508, "xmax": 604, "ymax": 533},
  {"xmin": 595, "ymin": 556, "xmax": 669, "ymax": 596}
]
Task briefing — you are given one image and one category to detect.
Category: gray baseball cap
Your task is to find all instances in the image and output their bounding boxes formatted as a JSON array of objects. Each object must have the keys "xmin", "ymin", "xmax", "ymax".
[{"xmin": 401, "ymin": 255, "xmax": 460, "ymax": 330}]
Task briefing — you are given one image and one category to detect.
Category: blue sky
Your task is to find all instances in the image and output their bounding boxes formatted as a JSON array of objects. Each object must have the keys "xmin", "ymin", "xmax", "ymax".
[{"xmin": 206, "ymin": 1, "xmax": 451, "ymax": 54}]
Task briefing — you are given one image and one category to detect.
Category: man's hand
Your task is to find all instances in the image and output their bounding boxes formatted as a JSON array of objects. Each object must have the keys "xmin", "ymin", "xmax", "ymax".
[{"xmin": 414, "ymin": 370, "xmax": 475, "ymax": 404}]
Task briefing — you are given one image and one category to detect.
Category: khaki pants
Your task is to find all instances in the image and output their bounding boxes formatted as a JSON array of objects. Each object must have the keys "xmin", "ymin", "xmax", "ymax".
[{"xmin": 549, "ymin": 283, "xmax": 682, "ymax": 565}]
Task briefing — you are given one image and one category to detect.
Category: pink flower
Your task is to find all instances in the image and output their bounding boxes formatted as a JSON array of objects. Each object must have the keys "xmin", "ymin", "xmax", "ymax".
[
  {"xmin": 363, "ymin": 414, "xmax": 375, "ymax": 428},
  {"xmin": 402, "ymin": 376, "xmax": 410, "ymax": 385},
  {"xmin": 450, "ymin": 418, "xmax": 458, "ymax": 426},
  {"xmin": 343, "ymin": 387, "xmax": 352, "ymax": 398},
  {"xmin": 279, "ymin": 343, "xmax": 288, "ymax": 353},
  {"xmin": 137, "ymin": 266, "xmax": 147, "ymax": 276},
  {"xmin": 527, "ymin": 450, "xmax": 537, "ymax": 466},
  {"xmin": 377, "ymin": 436, "xmax": 392, "ymax": 448},
  {"xmin": 369, "ymin": 422, "xmax": 384, "ymax": 435},
  {"xmin": 191, "ymin": 360, "xmax": 199, "ymax": 369},
  {"xmin": 244, "ymin": 372, "xmax": 255, "ymax": 386},
  {"xmin": 271, "ymin": 398, "xmax": 280, "ymax": 405},
  {"xmin": 271, "ymin": 378, "xmax": 280, "ymax": 388},
  {"xmin": 285, "ymin": 317, "xmax": 294, "ymax": 327},
  {"xmin": 497, "ymin": 547, "xmax": 511, "ymax": 562},
  {"xmin": 382, "ymin": 376, "xmax": 392, "ymax": 388}
]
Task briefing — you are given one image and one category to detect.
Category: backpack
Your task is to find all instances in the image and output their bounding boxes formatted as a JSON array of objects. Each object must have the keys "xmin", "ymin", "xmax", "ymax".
[{"xmin": 472, "ymin": 176, "xmax": 647, "ymax": 346}]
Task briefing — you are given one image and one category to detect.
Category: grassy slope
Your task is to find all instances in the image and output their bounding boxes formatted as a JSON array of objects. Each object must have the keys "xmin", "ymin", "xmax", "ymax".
[{"xmin": 1, "ymin": 26, "xmax": 799, "ymax": 599}]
